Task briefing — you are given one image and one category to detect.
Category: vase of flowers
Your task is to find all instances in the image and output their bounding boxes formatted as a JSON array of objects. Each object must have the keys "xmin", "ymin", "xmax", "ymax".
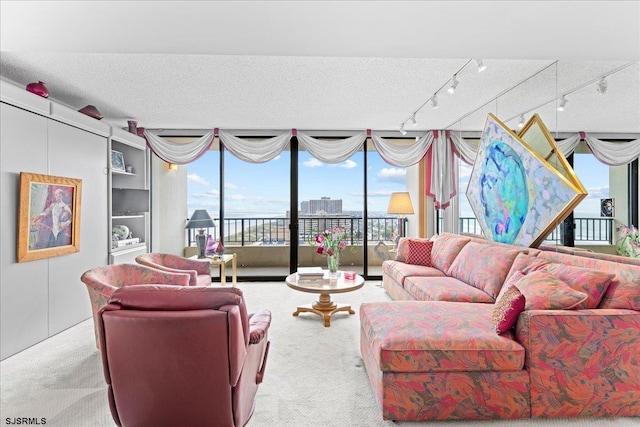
[
  {"xmin": 616, "ymin": 224, "xmax": 640, "ymax": 259},
  {"xmin": 315, "ymin": 226, "xmax": 347, "ymax": 277}
]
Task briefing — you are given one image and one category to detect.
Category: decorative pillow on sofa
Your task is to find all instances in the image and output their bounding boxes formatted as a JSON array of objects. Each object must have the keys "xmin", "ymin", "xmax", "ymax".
[
  {"xmin": 513, "ymin": 270, "xmax": 588, "ymax": 310},
  {"xmin": 406, "ymin": 240, "xmax": 433, "ymax": 266},
  {"xmin": 501, "ymin": 253, "xmax": 614, "ymax": 309},
  {"xmin": 492, "ymin": 285, "xmax": 525, "ymax": 334},
  {"xmin": 394, "ymin": 237, "xmax": 410, "ymax": 262}
]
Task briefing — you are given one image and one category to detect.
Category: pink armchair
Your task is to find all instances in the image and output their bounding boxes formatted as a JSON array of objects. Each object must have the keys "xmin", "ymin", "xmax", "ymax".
[
  {"xmin": 135, "ymin": 252, "xmax": 212, "ymax": 286},
  {"xmin": 81, "ymin": 264, "xmax": 191, "ymax": 348},
  {"xmin": 98, "ymin": 285, "xmax": 271, "ymax": 427}
]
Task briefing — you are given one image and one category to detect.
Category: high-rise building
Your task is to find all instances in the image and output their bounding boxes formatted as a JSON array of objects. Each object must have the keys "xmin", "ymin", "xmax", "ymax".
[{"xmin": 305, "ymin": 197, "xmax": 342, "ymax": 215}]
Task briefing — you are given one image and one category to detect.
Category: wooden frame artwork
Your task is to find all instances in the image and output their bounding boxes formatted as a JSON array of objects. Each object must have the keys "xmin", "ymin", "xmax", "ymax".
[
  {"xmin": 18, "ymin": 172, "xmax": 82, "ymax": 262},
  {"xmin": 466, "ymin": 114, "xmax": 587, "ymax": 248}
]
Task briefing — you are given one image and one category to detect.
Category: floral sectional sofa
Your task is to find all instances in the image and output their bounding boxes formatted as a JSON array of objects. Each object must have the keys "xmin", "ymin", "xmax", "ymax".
[{"xmin": 360, "ymin": 232, "xmax": 640, "ymax": 421}]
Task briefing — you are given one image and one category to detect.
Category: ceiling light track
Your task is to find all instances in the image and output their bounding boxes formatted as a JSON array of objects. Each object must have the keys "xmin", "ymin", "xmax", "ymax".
[{"xmin": 399, "ymin": 58, "xmax": 474, "ymax": 133}]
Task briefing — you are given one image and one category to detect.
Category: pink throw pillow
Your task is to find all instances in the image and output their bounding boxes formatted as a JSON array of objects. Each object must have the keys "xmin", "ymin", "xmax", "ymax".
[
  {"xmin": 513, "ymin": 270, "xmax": 588, "ymax": 310},
  {"xmin": 492, "ymin": 285, "xmax": 525, "ymax": 334},
  {"xmin": 406, "ymin": 240, "xmax": 433, "ymax": 267}
]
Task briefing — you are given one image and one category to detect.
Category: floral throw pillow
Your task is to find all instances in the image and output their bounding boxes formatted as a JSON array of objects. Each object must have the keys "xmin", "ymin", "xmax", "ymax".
[
  {"xmin": 406, "ymin": 240, "xmax": 434, "ymax": 267},
  {"xmin": 492, "ymin": 284, "xmax": 525, "ymax": 334},
  {"xmin": 514, "ymin": 270, "xmax": 588, "ymax": 310}
]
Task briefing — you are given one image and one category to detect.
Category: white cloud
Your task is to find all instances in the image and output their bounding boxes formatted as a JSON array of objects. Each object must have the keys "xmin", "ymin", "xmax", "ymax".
[
  {"xmin": 225, "ymin": 182, "xmax": 239, "ymax": 190},
  {"xmin": 187, "ymin": 174, "xmax": 209, "ymax": 186},
  {"xmin": 303, "ymin": 158, "xmax": 323, "ymax": 168},
  {"xmin": 226, "ymin": 194, "xmax": 245, "ymax": 201},
  {"xmin": 378, "ymin": 167, "xmax": 406, "ymax": 184},
  {"xmin": 586, "ymin": 185, "xmax": 610, "ymax": 199},
  {"xmin": 339, "ymin": 159, "xmax": 357, "ymax": 169}
]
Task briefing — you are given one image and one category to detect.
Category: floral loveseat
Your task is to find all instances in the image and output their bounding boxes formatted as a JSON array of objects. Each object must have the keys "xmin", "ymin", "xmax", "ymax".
[{"xmin": 360, "ymin": 232, "xmax": 640, "ymax": 421}]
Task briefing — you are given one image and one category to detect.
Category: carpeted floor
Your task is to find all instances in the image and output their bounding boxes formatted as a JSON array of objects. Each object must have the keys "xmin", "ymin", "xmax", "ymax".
[{"xmin": 1, "ymin": 281, "xmax": 638, "ymax": 426}]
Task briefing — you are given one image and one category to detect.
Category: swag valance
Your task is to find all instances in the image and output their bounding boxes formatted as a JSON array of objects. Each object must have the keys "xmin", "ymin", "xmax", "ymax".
[{"xmin": 143, "ymin": 128, "xmax": 638, "ymax": 210}]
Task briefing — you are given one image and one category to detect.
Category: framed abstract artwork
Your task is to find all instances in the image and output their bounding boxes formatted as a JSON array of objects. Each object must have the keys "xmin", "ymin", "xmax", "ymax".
[
  {"xmin": 17, "ymin": 172, "xmax": 83, "ymax": 262},
  {"xmin": 465, "ymin": 114, "xmax": 587, "ymax": 248}
]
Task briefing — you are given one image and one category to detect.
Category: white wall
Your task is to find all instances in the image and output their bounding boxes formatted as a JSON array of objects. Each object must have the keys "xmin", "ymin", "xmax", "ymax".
[
  {"xmin": 151, "ymin": 156, "xmax": 188, "ymax": 255},
  {"xmin": 0, "ymin": 102, "xmax": 108, "ymax": 359}
]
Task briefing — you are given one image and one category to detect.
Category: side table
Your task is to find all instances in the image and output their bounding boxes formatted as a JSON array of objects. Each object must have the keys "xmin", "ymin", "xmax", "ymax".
[{"xmin": 191, "ymin": 254, "xmax": 237, "ymax": 285}]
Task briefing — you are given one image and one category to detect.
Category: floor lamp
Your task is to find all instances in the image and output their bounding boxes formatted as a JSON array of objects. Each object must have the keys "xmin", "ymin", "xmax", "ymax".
[
  {"xmin": 387, "ymin": 192, "xmax": 415, "ymax": 249},
  {"xmin": 185, "ymin": 209, "xmax": 215, "ymax": 258}
]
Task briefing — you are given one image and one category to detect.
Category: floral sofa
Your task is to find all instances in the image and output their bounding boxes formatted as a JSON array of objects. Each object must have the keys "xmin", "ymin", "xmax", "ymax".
[{"xmin": 360, "ymin": 232, "xmax": 640, "ymax": 421}]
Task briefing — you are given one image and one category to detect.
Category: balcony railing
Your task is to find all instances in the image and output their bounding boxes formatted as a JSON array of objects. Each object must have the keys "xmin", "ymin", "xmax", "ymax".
[{"xmin": 188, "ymin": 216, "xmax": 614, "ymax": 246}]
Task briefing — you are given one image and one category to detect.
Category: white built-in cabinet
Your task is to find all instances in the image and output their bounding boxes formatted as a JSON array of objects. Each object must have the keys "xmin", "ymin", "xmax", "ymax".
[
  {"xmin": 0, "ymin": 79, "xmax": 150, "ymax": 359},
  {"xmin": 109, "ymin": 128, "xmax": 150, "ymax": 264}
]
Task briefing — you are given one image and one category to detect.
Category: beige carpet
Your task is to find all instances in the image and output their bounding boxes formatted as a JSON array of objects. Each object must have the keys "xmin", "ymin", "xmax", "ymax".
[{"xmin": 1, "ymin": 281, "xmax": 638, "ymax": 426}]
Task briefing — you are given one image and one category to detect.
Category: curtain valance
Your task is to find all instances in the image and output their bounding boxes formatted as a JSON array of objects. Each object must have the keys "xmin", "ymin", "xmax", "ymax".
[
  {"xmin": 144, "ymin": 130, "xmax": 214, "ymax": 165},
  {"xmin": 297, "ymin": 131, "xmax": 366, "ymax": 164},
  {"xmin": 370, "ymin": 132, "xmax": 434, "ymax": 167},
  {"xmin": 219, "ymin": 130, "xmax": 291, "ymax": 163}
]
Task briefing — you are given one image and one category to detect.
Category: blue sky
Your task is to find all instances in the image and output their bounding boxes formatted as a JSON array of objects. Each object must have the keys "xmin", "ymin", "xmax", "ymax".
[
  {"xmin": 189, "ymin": 149, "xmax": 608, "ymax": 219},
  {"xmin": 187, "ymin": 150, "xmax": 408, "ymax": 218}
]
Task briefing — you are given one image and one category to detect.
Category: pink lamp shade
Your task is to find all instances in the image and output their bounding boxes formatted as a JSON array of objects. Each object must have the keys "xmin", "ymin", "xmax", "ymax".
[{"xmin": 26, "ymin": 81, "xmax": 49, "ymax": 98}]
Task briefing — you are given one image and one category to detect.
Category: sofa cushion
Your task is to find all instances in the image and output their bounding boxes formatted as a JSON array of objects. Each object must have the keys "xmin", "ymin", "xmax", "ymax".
[
  {"xmin": 382, "ymin": 260, "xmax": 445, "ymax": 286},
  {"xmin": 404, "ymin": 277, "xmax": 495, "ymax": 303},
  {"xmin": 359, "ymin": 301, "xmax": 525, "ymax": 373},
  {"xmin": 502, "ymin": 253, "xmax": 614, "ymax": 310},
  {"xmin": 537, "ymin": 251, "xmax": 640, "ymax": 311},
  {"xmin": 430, "ymin": 234, "xmax": 470, "ymax": 273},
  {"xmin": 513, "ymin": 271, "xmax": 588, "ymax": 310},
  {"xmin": 406, "ymin": 239, "xmax": 433, "ymax": 266},
  {"xmin": 447, "ymin": 241, "xmax": 523, "ymax": 299},
  {"xmin": 492, "ymin": 285, "xmax": 525, "ymax": 335}
]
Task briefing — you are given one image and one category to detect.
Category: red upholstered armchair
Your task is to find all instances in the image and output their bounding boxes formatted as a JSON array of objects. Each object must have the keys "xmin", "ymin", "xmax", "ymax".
[
  {"xmin": 135, "ymin": 252, "xmax": 212, "ymax": 286},
  {"xmin": 98, "ymin": 285, "xmax": 271, "ymax": 427},
  {"xmin": 81, "ymin": 264, "xmax": 191, "ymax": 348}
]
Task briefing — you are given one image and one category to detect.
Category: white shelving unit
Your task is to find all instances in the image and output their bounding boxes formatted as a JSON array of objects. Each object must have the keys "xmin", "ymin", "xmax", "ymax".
[{"xmin": 109, "ymin": 127, "xmax": 150, "ymax": 264}]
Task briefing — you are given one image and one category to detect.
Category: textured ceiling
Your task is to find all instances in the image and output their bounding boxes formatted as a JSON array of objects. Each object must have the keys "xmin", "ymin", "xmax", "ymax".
[{"xmin": 1, "ymin": 1, "xmax": 639, "ymax": 135}]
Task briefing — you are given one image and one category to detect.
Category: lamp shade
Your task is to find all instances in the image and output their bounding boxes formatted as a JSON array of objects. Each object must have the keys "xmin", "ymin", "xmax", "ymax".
[
  {"xmin": 185, "ymin": 209, "xmax": 215, "ymax": 229},
  {"xmin": 387, "ymin": 192, "xmax": 414, "ymax": 215}
]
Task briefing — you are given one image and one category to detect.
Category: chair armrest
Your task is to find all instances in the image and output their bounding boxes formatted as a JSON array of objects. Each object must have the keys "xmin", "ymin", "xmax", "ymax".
[{"xmin": 248, "ymin": 309, "xmax": 271, "ymax": 344}]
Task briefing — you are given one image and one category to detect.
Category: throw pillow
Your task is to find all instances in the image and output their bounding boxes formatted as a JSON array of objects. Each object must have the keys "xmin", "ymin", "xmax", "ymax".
[
  {"xmin": 514, "ymin": 270, "xmax": 588, "ymax": 310},
  {"xmin": 395, "ymin": 237, "xmax": 409, "ymax": 262},
  {"xmin": 406, "ymin": 240, "xmax": 433, "ymax": 266},
  {"xmin": 492, "ymin": 284, "xmax": 525, "ymax": 334},
  {"xmin": 539, "ymin": 264, "xmax": 614, "ymax": 310}
]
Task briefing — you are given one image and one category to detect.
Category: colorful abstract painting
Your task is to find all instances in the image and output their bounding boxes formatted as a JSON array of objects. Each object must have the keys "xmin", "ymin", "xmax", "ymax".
[{"xmin": 466, "ymin": 114, "xmax": 587, "ymax": 248}]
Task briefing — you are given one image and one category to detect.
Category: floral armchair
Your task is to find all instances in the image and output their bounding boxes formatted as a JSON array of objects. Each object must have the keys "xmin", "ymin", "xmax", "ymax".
[
  {"xmin": 136, "ymin": 253, "xmax": 212, "ymax": 286},
  {"xmin": 80, "ymin": 264, "xmax": 191, "ymax": 347}
]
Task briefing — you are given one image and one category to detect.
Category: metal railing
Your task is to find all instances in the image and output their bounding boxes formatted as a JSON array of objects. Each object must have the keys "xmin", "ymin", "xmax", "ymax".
[
  {"xmin": 457, "ymin": 217, "xmax": 614, "ymax": 244},
  {"xmin": 189, "ymin": 216, "xmax": 614, "ymax": 246}
]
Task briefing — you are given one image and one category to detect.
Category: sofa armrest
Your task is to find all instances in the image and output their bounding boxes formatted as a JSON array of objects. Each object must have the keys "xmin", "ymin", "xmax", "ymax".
[
  {"xmin": 248, "ymin": 310, "xmax": 271, "ymax": 345},
  {"xmin": 516, "ymin": 309, "xmax": 640, "ymax": 418}
]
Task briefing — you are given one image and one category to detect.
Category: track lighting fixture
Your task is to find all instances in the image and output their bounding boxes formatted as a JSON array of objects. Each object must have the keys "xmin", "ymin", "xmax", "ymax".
[
  {"xmin": 430, "ymin": 95, "xmax": 439, "ymax": 109},
  {"xmin": 447, "ymin": 75, "xmax": 459, "ymax": 94},
  {"xmin": 474, "ymin": 59, "xmax": 487, "ymax": 72},
  {"xmin": 399, "ymin": 124, "xmax": 407, "ymax": 135},
  {"xmin": 518, "ymin": 114, "xmax": 525, "ymax": 128},
  {"xmin": 557, "ymin": 95, "xmax": 568, "ymax": 111},
  {"xmin": 410, "ymin": 114, "xmax": 417, "ymax": 126},
  {"xmin": 596, "ymin": 77, "xmax": 608, "ymax": 94}
]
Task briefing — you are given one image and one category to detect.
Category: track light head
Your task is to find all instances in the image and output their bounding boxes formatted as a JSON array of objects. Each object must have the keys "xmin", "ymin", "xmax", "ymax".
[
  {"xmin": 399, "ymin": 124, "xmax": 407, "ymax": 136},
  {"xmin": 474, "ymin": 59, "xmax": 487, "ymax": 72},
  {"xmin": 447, "ymin": 75, "xmax": 459, "ymax": 94},
  {"xmin": 430, "ymin": 95, "xmax": 439, "ymax": 109},
  {"xmin": 596, "ymin": 77, "xmax": 608, "ymax": 94},
  {"xmin": 557, "ymin": 95, "xmax": 568, "ymax": 111},
  {"xmin": 518, "ymin": 114, "xmax": 526, "ymax": 128},
  {"xmin": 410, "ymin": 114, "xmax": 417, "ymax": 126}
]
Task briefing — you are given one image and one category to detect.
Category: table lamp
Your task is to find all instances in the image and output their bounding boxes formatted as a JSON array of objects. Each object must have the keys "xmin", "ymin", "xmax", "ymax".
[
  {"xmin": 185, "ymin": 209, "xmax": 215, "ymax": 258},
  {"xmin": 387, "ymin": 192, "xmax": 414, "ymax": 246}
]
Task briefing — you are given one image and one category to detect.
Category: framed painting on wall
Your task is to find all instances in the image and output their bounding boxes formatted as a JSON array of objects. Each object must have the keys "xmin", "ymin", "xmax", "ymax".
[
  {"xmin": 17, "ymin": 172, "xmax": 83, "ymax": 262},
  {"xmin": 465, "ymin": 114, "xmax": 587, "ymax": 248}
]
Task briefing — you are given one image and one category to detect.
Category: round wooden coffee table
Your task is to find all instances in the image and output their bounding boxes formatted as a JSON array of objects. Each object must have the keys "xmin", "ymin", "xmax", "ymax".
[{"xmin": 285, "ymin": 271, "xmax": 365, "ymax": 327}]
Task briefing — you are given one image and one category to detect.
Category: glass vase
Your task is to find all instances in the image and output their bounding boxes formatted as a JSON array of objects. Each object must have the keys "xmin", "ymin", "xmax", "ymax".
[{"xmin": 327, "ymin": 253, "xmax": 340, "ymax": 278}]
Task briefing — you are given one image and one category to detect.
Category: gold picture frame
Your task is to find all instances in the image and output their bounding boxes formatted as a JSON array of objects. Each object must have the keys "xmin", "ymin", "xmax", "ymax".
[
  {"xmin": 18, "ymin": 172, "xmax": 82, "ymax": 262},
  {"xmin": 466, "ymin": 114, "xmax": 587, "ymax": 248}
]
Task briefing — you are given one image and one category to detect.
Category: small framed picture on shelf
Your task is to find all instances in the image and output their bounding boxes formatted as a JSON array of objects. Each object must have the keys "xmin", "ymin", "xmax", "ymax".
[{"xmin": 111, "ymin": 150, "xmax": 126, "ymax": 172}]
